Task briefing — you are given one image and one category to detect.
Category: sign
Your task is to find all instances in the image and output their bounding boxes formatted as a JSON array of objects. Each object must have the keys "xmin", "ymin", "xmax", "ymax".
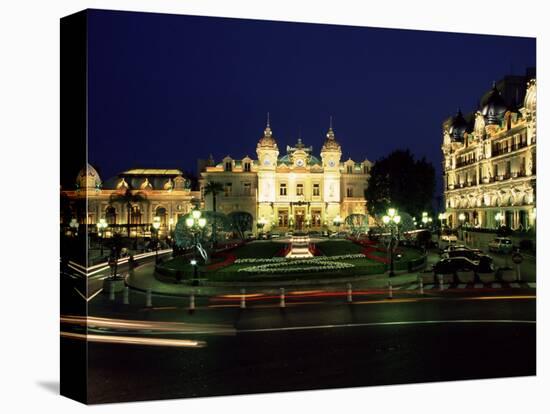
[{"xmin": 512, "ymin": 252, "xmax": 523, "ymax": 264}]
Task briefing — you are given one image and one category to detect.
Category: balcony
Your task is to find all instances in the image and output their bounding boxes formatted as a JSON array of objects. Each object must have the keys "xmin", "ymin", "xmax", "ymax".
[
  {"xmin": 455, "ymin": 158, "xmax": 477, "ymax": 168},
  {"xmin": 492, "ymin": 141, "xmax": 528, "ymax": 157}
]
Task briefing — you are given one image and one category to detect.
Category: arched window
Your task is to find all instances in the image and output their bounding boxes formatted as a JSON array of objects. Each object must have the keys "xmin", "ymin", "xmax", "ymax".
[
  {"xmin": 105, "ymin": 206, "xmax": 117, "ymax": 225},
  {"xmin": 155, "ymin": 206, "xmax": 167, "ymax": 227},
  {"xmin": 130, "ymin": 205, "xmax": 142, "ymax": 225}
]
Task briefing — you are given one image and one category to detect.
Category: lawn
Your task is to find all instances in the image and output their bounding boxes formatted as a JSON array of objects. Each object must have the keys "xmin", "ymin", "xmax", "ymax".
[
  {"xmin": 156, "ymin": 239, "xmax": 424, "ymax": 282},
  {"xmin": 315, "ymin": 240, "xmax": 364, "ymax": 256},
  {"xmin": 231, "ymin": 241, "xmax": 284, "ymax": 258}
]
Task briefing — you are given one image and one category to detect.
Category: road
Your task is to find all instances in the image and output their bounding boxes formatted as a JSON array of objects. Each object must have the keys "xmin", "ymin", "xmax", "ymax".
[
  {"xmin": 62, "ymin": 290, "xmax": 535, "ymax": 404},
  {"xmin": 60, "ymin": 245, "xmax": 536, "ymax": 404}
]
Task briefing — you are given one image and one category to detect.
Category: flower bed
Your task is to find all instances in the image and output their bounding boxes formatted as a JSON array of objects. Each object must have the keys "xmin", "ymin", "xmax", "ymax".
[
  {"xmin": 237, "ymin": 257, "xmax": 356, "ymax": 274},
  {"xmin": 234, "ymin": 253, "xmax": 365, "ymax": 265}
]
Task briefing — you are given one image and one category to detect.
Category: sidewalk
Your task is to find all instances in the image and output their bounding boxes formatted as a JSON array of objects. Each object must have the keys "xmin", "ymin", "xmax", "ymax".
[{"xmin": 126, "ymin": 261, "xmax": 425, "ymax": 297}]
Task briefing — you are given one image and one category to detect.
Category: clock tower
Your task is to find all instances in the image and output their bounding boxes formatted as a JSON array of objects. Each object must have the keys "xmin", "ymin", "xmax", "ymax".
[
  {"xmin": 320, "ymin": 120, "xmax": 342, "ymax": 222},
  {"xmin": 256, "ymin": 115, "xmax": 279, "ymax": 227}
]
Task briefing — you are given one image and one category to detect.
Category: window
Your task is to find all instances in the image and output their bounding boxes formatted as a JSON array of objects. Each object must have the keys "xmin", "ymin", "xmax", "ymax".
[
  {"xmin": 244, "ymin": 162, "xmax": 251, "ymax": 172},
  {"xmin": 296, "ymin": 183, "xmax": 304, "ymax": 196},
  {"xmin": 224, "ymin": 182, "xmax": 232, "ymax": 196},
  {"xmin": 346, "ymin": 187, "xmax": 354, "ymax": 197},
  {"xmin": 278, "ymin": 209, "xmax": 289, "ymax": 227},
  {"xmin": 494, "ymin": 164, "xmax": 499, "ymax": 177},
  {"xmin": 347, "ymin": 165, "xmax": 353, "ymax": 174},
  {"xmin": 243, "ymin": 182, "xmax": 251, "ymax": 195},
  {"xmin": 279, "ymin": 183, "xmax": 287, "ymax": 196},
  {"xmin": 313, "ymin": 183, "xmax": 320, "ymax": 197},
  {"xmin": 105, "ymin": 206, "xmax": 117, "ymax": 225},
  {"xmin": 311, "ymin": 209, "xmax": 321, "ymax": 227},
  {"xmin": 225, "ymin": 161, "xmax": 232, "ymax": 172}
]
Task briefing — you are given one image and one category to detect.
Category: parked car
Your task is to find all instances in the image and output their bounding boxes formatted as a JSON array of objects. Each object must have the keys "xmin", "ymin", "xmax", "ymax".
[
  {"xmin": 488, "ymin": 237, "xmax": 513, "ymax": 253},
  {"xmin": 433, "ymin": 255, "xmax": 494, "ymax": 277},
  {"xmin": 329, "ymin": 231, "xmax": 348, "ymax": 239},
  {"xmin": 270, "ymin": 232, "xmax": 281, "ymax": 239},
  {"xmin": 440, "ymin": 245, "xmax": 483, "ymax": 257},
  {"xmin": 443, "ymin": 248, "xmax": 492, "ymax": 264}
]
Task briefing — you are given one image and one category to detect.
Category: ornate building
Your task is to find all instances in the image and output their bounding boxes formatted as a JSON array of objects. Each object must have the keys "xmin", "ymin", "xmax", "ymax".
[
  {"xmin": 200, "ymin": 119, "xmax": 373, "ymax": 232},
  {"xmin": 61, "ymin": 166, "xmax": 200, "ymax": 237},
  {"xmin": 442, "ymin": 74, "xmax": 536, "ymax": 230}
]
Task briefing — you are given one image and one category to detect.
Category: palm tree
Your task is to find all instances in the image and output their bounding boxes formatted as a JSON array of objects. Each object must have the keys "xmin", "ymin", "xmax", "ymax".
[
  {"xmin": 109, "ymin": 188, "xmax": 147, "ymax": 238},
  {"xmin": 204, "ymin": 181, "xmax": 224, "ymax": 245}
]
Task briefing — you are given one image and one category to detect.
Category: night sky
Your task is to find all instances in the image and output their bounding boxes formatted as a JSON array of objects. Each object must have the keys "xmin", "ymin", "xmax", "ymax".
[{"xmin": 87, "ymin": 9, "xmax": 535, "ymax": 198}]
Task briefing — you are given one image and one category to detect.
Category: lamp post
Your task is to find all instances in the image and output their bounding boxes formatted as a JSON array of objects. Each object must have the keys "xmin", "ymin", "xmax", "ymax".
[
  {"xmin": 186, "ymin": 209, "xmax": 207, "ymax": 286},
  {"xmin": 69, "ymin": 218, "xmax": 79, "ymax": 237},
  {"xmin": 458, "ymin": 212, "xmax": 465, "ymax": 240},
  {"xmin": 438, "ymin": 212, "xmax": 446, "ymax": 229},
  {"xmin": 96, "ymin": 218, "xmax": 108, "ymax": 257},
  {"xmin": 382, "ymin": 208, "xmax": 401, "ymax": 277},
  {"xmin": 152, "ymin": 216, "xmax": 161, "ymax": 264},
  {"xmin": 333, "ymin": 215, "xmax": 343, "ymax": 231},
  {"xmin": 495, "ymin": 212, "xmax": 502, "ymax": 229}
]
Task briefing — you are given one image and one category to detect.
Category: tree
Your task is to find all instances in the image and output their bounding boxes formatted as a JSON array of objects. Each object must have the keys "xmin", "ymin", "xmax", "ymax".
[
  {"xmin": 365, "ymin": 150, "xmax": 435, "ymax": 219},
  {"xmin": 174, "ymin": 211, "xmax": 231, "ymax": 249},
  {"xmin": 109, "ymin": 188, "xmax": 147, "ymax": 237},
  {"xmin": 344, "ymin": 214, "xmax": 368, "ymax": 233},
  {"xmin": 228, "ymin": 211, "xmax": 253, "ymax": 240},
  {"xmin": 204, "ymin": 182, "xmax": 224, "ymax": 245}
]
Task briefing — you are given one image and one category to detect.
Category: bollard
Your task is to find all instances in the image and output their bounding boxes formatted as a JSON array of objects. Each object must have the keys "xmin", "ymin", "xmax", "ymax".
[
  {"xmin": 438, "ymin": 274, "xmax": 444, "ymax": 291},
  {"xmin": 109, "ymin": 283, "xmax": 115, "ymax": 301},
  {"xmin": 419, "ymin": 277, "xmax": 424, "ymax": 295},
  {"xmin": 240, "ymin": 288, "xmax": 246, "ymax": 309},
  {"xmin": 189, "ymin": 293, "xmax": 195, "ymax": 312},
  {"xmin": 516, "ymin": 263, "xmax": 522, "ymax": 282},
  {"xmin": 145, "ymin": 288, "xmax": 152, "ymax": 307},
  {"xmin": 388, "ymin": 281, "xmax": 393, "ymax": 299},
  {"xmin": 347, "ymin": 283, "xmax": 353, "ymax": 303},
  {"xmin": 123, "ymin": 286, "xmax": 129, "ymax": 305},
  {"xmin": 280, "ymin": 288, "xmax": 286, "ymax": 308}
]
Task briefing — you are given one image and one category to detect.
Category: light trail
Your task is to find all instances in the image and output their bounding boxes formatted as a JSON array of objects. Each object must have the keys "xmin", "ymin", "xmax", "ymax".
[
  {"xmin": 236, "ymin": 319, "xmax": 536, "ymax": 334},
  {"xmin": 60, "ymin": 315, "xmax": 236, "ymax": 335},
  {"xmin": 60, "ymin": 332, "xmax": 206, "ymax": 348}
]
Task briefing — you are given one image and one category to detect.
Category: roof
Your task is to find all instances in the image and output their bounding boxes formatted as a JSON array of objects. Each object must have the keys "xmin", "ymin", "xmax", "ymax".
[{"xmin": 121, "ymin": 168, "xmax": 184, "ymax": 175}]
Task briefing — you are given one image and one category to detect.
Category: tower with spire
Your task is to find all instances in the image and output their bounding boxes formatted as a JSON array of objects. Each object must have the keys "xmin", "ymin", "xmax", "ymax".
[
  {"xmin": 257, "ymin": 113, "xmax": 278, "ymax": 206},
  {"xmin": 320, "ymin": 117, "xmax": 342, "ymax": 221}
]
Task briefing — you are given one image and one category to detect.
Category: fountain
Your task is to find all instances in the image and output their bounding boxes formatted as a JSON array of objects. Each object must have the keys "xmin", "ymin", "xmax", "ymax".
[{"xmin": 286, "ymin": 232, "xmax": 313, "ymax": 258}]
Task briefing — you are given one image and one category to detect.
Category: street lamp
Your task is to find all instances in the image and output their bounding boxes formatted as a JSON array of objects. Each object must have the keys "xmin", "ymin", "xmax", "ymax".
[
  {"xmin": 186, "ymin": 209, "xmax": 207, "ymax": 285},
  {"xmin": 382, "ymin": 207, "xmax": 401, "ymax": 277},
  {"xmin": 69, "ymin": 218, "xmax": 79, "ymax": 237},
  {"xmin": 438, "ymin": 212, "xmax": 446, "ymax": 228},
  {"xmin": 96, "ymin": 218, "xmax": 108, "ymax": 257},
  {"xmin": 333, "ymin": 215, "xmax": 343, "ymax": 229},
  {"xmin": 152, "ymin": 216, "xmax": 161, "ymax": 264},
  {"xmin": 458, "ymin": 213, "xmax": 466, "ymax": 240}
]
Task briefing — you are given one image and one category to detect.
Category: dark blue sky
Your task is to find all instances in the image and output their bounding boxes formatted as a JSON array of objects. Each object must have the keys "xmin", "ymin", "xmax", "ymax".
[{"xmin": 87, "ymin": 9, "xmax": 535, "ymax": 197}]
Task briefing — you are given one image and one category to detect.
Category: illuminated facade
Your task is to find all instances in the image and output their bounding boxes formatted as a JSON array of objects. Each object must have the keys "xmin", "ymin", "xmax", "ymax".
[
  {"xmin": 200, "ymin": 119, "xmax": 373, "ymax": 232},
  {"xmin": 61, "ymin": 166, "xmax": 201, "ymax": 237},
  {"xmin": 442, "ymin": 75, "xmax": 536, "ymax": 230}
]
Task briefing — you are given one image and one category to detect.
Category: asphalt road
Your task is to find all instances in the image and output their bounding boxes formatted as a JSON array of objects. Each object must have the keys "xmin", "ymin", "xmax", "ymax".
[{"xmin": 62, "ymin": 295, "xmax": 535, "ymax": 404}]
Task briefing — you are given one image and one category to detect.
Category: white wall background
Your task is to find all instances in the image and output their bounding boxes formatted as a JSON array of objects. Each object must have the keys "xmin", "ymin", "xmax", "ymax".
[{"xmin": 0, "ymin": 0, "xmax": 546, "ymax": 412}]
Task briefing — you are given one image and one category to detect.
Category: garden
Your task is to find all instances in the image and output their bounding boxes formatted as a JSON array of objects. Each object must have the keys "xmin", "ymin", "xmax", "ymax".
[{"xmin": 155, "ymin": 238, "xmax": 426, "ymax": 283}]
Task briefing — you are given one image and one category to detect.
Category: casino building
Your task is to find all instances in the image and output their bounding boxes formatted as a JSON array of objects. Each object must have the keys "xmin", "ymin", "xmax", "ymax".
[
  {"xmin": 200, "ymin": 119, "xmax": 373, "ymax": 233},
  {"xmin": 442, "ymin": 72, "xmax": 536, "ymax": 231},
  {"xmin": 61, "ymin": 166, "xmax": 201, "ymax": 237}
]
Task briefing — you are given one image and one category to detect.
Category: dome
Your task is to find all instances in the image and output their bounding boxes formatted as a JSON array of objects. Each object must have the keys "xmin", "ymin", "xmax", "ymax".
[
  {"xmin": 257, "ymin": 124, "xmax": 278, "ymax": 150},
  {"xmin": 448, "ymin": 109, "xmax": 468, "ymax": 141},
  {"xmin": 480, "ymin": 83, "xmax": 508, "ymax": 125},
  {"xmin": 76, "ymin": 163, "xmax": 101, "ymax": 189},
  {"xmin": 321, "ymin": 127, "xmax": 341, "ymax": 152}
]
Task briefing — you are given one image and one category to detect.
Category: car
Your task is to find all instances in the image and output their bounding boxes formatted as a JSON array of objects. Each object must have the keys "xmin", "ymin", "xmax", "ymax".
[
  {"xmin": 329, "ymin": 231, "xmax": 348, "ymax": 239},
  {"xmin": 440, "ymin": 231, "xmax": 458, "ymax": 243},
  {"xmin": 270, "ymin": 232, "xmax": 281, "ymax": 239},
  {"xmin": 488, "ymin": 237, "xmax": 513, "ymax": 253},
  {"xmin": 440, "ymin": 245, "xmax": 482, "ymax": 257},
  {"xmin": 443, "ymin": 248, "xmax": 492, "ymax": 264},
  {"xmin": 432, "ymin": 255, "xmax": 494, "ymax": 276}
]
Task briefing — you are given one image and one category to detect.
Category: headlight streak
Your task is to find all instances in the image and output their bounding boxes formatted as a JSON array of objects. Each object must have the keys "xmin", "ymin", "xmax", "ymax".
[
  {"xmin": 60, "ymin": 315, "xmax": 236, "ymax": 336},
  {"xmin": 60, "ymin": 331, "xmax": 207, "ymax": 348}
]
